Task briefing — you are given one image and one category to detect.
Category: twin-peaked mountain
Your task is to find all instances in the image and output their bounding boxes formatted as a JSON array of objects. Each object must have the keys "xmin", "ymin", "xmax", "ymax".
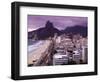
[
  {"xmin": 28, "ymin": 21, "xmax": 61, "ymax": 40},
  {"xmin": 28, "ymin": 21, "xmax": 87, "ymax": 40}
]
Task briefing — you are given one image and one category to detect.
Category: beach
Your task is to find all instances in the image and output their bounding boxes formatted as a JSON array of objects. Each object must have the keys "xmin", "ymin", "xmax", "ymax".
[{"xmin": 28, "ymin": 40, "xmax": 52, "ymax": 65}]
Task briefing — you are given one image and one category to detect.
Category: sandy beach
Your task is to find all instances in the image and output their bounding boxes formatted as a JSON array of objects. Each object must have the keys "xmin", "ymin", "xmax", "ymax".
[{"xmin": 28, "ymin": 40, "xmax": 51, "ymax": 65}]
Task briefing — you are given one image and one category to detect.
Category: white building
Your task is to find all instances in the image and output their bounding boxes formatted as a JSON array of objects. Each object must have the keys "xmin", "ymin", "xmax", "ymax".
[
  {"xmin": 73, "ymin": 50, "xmax": 81, "ymax": 64},
  {"xmin": 53, "ymin": 53, "xmax": 68, "ymax": 65},
  {"xmin": 56, "ymin": 36, "xmax": 61, "ymax": 44}
]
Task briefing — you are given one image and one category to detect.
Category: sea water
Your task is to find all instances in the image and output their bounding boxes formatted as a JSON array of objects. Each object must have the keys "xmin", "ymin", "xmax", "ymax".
[{"xmin": 28, "ymin": 40, "xmax": 45, "ymax": 54}]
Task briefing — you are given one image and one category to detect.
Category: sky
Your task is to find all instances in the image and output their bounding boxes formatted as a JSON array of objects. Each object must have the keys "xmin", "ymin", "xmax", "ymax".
[{"xmin": 27, "ymin": 15, "xmax": 88, "ymax": 32}]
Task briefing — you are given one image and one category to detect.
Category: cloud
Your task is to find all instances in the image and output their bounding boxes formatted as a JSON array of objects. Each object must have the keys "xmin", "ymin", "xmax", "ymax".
[{"xmin": 28, "ymin": 15, "xmax": 87, "ymax": 31}]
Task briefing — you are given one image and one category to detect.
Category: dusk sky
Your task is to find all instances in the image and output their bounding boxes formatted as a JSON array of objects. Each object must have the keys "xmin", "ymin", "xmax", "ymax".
[{"xmin": 28, "ymin": 15, "xmax": 88, "ymax": 32}]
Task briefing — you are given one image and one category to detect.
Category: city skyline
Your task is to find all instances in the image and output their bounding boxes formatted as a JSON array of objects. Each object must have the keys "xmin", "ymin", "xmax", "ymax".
[{"xmin": 28, "ymin": 15, "xmax": 88, "ymax": 66}]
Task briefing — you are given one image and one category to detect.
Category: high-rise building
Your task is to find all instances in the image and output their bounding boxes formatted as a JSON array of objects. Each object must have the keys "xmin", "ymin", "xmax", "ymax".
[{"xmin": 81, "ymin": 46, "xmax": 88, "ymax": 63}]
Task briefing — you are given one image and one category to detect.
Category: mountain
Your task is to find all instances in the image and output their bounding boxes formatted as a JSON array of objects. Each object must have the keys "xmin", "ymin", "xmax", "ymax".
[
  {"xmin": 28, "ymin": 21, "xmax": 61, "ymax": 40},
  {"xmin": 28, "ymin": 21, "xmax": 87, "ymax": 40},
  {"xmin": 62, "ymin": 25, "xmax": 87, "ymax": 37}
]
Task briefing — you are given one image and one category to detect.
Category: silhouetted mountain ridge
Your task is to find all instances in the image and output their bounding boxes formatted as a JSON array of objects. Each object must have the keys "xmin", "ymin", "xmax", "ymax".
[
  {"xmin": 28, "ymin": 21, "xmax": 87, "ymax": 40},
  {"xmin": 62, "ymin": 25, "xmax": 87, "ymax": 37},
  {"xmin": 28, "ymin": 21, "xmax": 61, "ymax": 40}
]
